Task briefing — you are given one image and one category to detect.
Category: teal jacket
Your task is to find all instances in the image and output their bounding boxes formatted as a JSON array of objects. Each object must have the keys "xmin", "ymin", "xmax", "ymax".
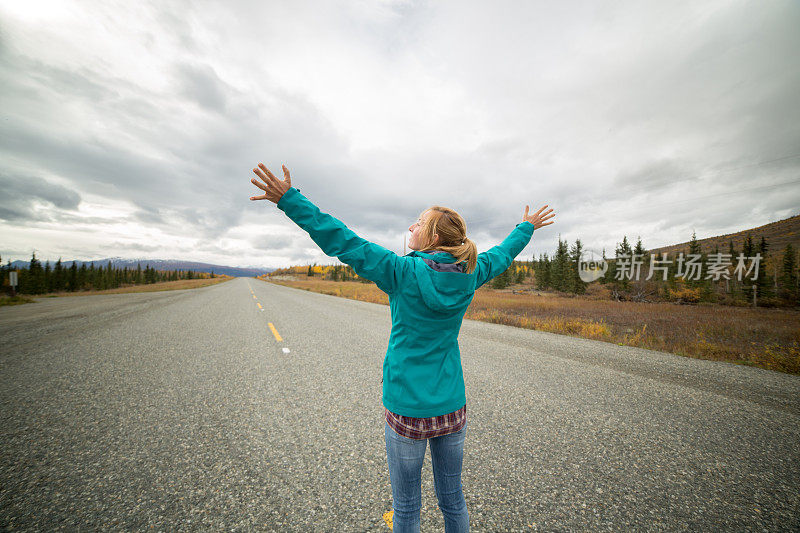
[{"xmin": 276, "ymin": 187, "xmax": 535, "ymax": 417}]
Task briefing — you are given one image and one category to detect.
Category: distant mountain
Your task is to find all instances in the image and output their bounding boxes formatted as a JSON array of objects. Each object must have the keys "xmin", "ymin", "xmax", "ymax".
[
  {"xmin": 647, "ymin": 214, "xmax": 800, "ymax": 259},
  {"xmin": 5, "ymin": 257, "xmax": 274, "ymax": 278}
]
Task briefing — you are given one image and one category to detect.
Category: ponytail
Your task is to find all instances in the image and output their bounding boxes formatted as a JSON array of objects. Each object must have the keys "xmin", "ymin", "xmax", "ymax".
[{"xmin": 417, "ymin": 206, "xmax": 478, "ymax": 274}]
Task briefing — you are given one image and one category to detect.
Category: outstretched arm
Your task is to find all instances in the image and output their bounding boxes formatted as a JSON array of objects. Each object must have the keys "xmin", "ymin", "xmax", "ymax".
[
  {"xmin": 249, "ymin": 163, "xmax": 407, "ymax": 294},
  {"xmin": 473, "ymin": 204, "xmax": 555, "ymax": 289}
]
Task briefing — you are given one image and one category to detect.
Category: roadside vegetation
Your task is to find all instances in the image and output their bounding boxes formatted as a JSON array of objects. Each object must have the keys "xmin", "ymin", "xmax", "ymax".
[
  {"xmin": 257, "ymin": 223, "xmax": 800, "ymax": 375},
  {"xmin": 262, "ymin": 276, "xmax": 799, "ymax": 375},
  {"xmin": 1, "ymin": 253, "xmax": 232, "ymax": 303},
  {"xmin": 0, "ymin": 295, "xmax": 36, "ymax": 306}
]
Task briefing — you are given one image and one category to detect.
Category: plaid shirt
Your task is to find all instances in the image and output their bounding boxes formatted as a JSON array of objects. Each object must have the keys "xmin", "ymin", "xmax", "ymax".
[{"xmin": 385, "ymin": 404, "xmax": 466, "ymax": 439}]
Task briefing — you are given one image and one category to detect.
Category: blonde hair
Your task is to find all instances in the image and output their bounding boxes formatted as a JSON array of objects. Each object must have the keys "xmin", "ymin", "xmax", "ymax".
[{"xmin": 416, "ymin": 206, "xmax": 478, "ymax": 274}]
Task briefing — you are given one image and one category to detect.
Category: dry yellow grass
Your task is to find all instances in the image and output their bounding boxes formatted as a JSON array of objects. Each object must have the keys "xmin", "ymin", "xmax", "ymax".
[
  {"xmin": 0, "ymin": 295, "xmax": 36, "ymax": 306},
  {"xmin": 264, "ymin": 277, "xmax": 800, "ymax": 375},
  {"xmin": 265, "ymin": 278, "xmax": 389, "ymax": 305},
  {"xmin": 38, "ymin": 276, "xmax": 234, "ymax": 297}
]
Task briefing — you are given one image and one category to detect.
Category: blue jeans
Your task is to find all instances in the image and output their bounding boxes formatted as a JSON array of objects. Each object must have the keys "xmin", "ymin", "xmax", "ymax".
[{"xmin": 384, "ymin": 420, "xmax": 469, "ymax": 532}]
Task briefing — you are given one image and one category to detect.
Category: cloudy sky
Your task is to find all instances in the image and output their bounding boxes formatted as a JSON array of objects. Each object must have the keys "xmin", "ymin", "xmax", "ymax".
[{"xmin": 1, "ymin": 0, "xmax": 799, "ymax": 269}]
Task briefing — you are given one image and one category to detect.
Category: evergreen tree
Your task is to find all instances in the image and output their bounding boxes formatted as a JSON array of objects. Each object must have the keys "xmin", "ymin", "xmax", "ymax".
[
  {"xmin": 611, "ymin": 236, "xmax": 633, "ymax": 291},
  {"xmin": 68, "ymin": 261, "xmax": 78, "ymax": 291},
  {"xmin": 27, "ymin": 252, "xmax": 44, "ymax": 294},
  {"xmin": 550, "ymin": 237, "xmax": 571, "ymax": 292},
  {"xmin": 778, "ymin": 244, "xmax": 798, "ymax": 304},
  {"xmin": 756, "ymin": 236, "xmax": 773, "ymax": 299},
  {"xmin": 741, "ymin": 233, "xmax": 756, "ymax": 301},
  {"xmin": 688, "ymin": 230, "xmax": 702, "ymax": 255},
  {"xmin": 709, "ymin": 244, "xmax": 723, "ymax": 301},
  {"xmin": 569, "ymin": 238, "xmax": 587, "ymax": 294},
  {"xmin": 684, "ymin": 230, "xmax": 712, "ymax": 300},
  {"xmin": 106, "ymin": 261, "xmax": 114, "ymax": 289},
  {"xmin": 727, "ymin": 240, "xmax": 739, "ymax": 299},
  {"xmin": 685, "ymin": 230, "xmax": 701, "ymax": 289},
  {"xmin": 598, "ymin": 249, "xmax": 608, "ymax": 285},
  {"xmin": 95, "ymin": 263, "xmax": 105, "ymax": 290},
  {"xmin": 633, "ymin": 236, "xmax": 648, "ymax": 282},
  {"xmin": 53, "ymin": 258, "xmax": 63, "ymax": 292},
  {"xmin": 307, "ymin": 264, "xmax": 314, "ymax": 277},
  {"xmin": 491, "ymin": 263, "xmax": 513, "ymax": 289},
  {"xmin": 78, "ymin": 263, "xmax": 88, "ymax": 290},
  {"xmin": 44, "ymin": 261, "xmax": 53, "ymax": 293},
  {"xmin": 534, "ymin": 252, "xmax": 551, "ymax": 290}
]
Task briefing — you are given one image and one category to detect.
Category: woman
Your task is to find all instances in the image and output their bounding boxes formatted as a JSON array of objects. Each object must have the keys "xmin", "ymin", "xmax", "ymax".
[{"xmin": 250, "ymin": 163, "xmax": 555, "ymax": 532}]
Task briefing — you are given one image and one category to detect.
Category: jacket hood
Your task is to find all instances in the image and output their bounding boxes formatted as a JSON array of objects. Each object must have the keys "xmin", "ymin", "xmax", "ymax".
[{"xmin": 408, "ymin": 251, "xmax": 474, "ymax": 312}]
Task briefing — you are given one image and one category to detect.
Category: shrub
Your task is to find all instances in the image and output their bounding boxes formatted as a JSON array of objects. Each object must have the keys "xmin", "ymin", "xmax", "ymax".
[{"xmin": 668, "ymin": 287, "xmax": 701, "ymax": 304}]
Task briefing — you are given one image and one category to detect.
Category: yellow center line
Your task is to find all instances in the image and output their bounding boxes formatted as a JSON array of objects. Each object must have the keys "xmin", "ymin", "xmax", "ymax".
[
  {"xmin": 268, "ymin": 322, "xmax": 283, "ymax": 342},
  {"xmin": 257, "ymin": 302, "xmax": 263, "ymax": 309},
  {"xmin": 253, "ymin": 295, "xmax": 257, "ymax": 299}
]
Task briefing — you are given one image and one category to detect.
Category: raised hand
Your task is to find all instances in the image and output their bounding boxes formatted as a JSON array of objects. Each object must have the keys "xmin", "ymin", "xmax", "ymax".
[
  {"xmin": 250, "ymin": 163, "xmax": 292, "ymax": 204},
  {"xmin": 523, "ymin": 204, "xmax": 555, "ymax": 230}
]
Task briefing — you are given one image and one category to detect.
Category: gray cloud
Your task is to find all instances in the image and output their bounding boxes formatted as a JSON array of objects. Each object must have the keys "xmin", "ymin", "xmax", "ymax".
[
  {"xmin": 175, "ymin": 62, "xmax": 230, "ymax": 112},
  {"xmin": 108, "ymin": 241, "xmax": 162, "ymax": 253},
  {"xmin": 133, "ymin": 205, "xmax": 166, "ymax": 226},
  {"xmin": 250, "ymin": 234, "xmax": 295, "ymax": 252},
  {"xmin": 612, "ymin": 159, "xmax": 692, "ymax": 195},
  {"xmin": 0, "ymin": 64, "xmax": 291, "ymax": 239},
  {"xmin": 0, "ymin": 172, "xmax": 82, "ymax": 222}
]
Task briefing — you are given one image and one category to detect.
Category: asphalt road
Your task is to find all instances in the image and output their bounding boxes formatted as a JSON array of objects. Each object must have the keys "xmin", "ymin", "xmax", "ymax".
[{"xmin": 1, "ymin": 277, "xmax": 798, "ymax": 531}]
